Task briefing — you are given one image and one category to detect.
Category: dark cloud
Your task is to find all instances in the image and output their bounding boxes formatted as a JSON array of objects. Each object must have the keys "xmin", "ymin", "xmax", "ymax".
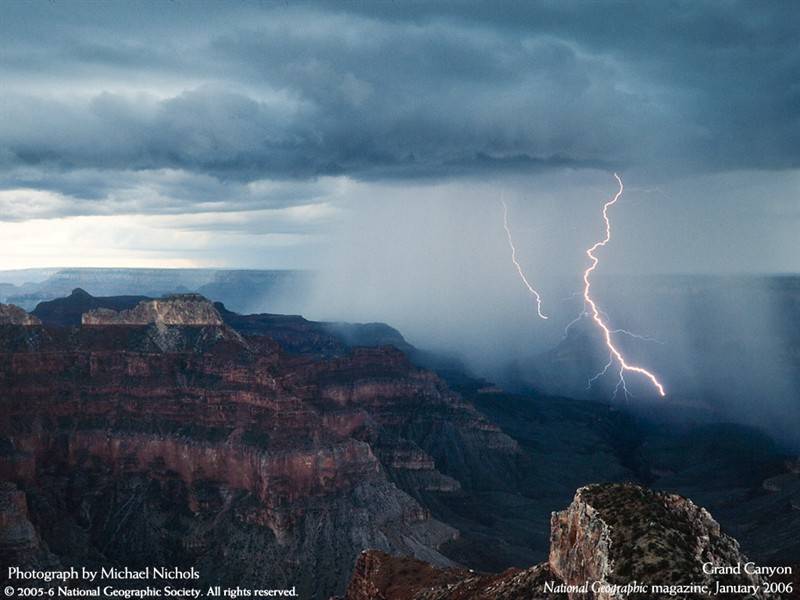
[
  {"xmin": 0, "ymin": 1, "xmax": 797, "ymax": 216},
  {"xmin": 0, "ymin": 164, "xmax": 340, "ymax": 222}
]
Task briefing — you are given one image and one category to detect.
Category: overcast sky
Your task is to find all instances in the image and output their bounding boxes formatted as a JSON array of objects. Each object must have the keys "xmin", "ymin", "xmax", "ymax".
[{"xmin": 1, "ymin": 1, "xmax": 798, "ymax": 271}]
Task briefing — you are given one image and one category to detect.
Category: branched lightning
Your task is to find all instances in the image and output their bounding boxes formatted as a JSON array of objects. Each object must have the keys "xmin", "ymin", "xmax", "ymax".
[
  {"xmin": 582, "ymin": 174, "xmax": 666, "ymax": 397},
  {"xmin": 562, "ymin": 311, "xmax": 586, "ymax": 339},
  {"xmin": 611, "ymin": 328, "xmax": 664, "ymax": 344},
  {"xmin": 502, "ymin": 200, "xmax": 548, "ymax": 320},
  {"xmin": 564, "ymin": 305, "xmax": 663, "ymax": 345}
]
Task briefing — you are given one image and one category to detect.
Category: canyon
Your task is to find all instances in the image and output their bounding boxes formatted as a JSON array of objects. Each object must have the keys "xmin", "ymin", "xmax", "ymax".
[
  {"xmin": 1, "ymin": 291, "xmax": 797, "ymax": 598},
  {"xmin": 0, "ymin": 294, "xmax": 519, "ymax": 597}
]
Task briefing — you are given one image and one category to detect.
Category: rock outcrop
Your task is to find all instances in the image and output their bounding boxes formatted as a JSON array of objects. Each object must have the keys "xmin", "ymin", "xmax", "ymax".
[
  {"xmin": 344, "ymin": 483, "xmax": 777, "ymax": 600},
  {"xmin": 82, "ymin": 293, "xmax": 224, "ymax": 326},
  {"xmin": 550, "ymin": 483, "xmax": 769, "ymax": 599},
  {"xmin": 0, "ymin": 304, "xmax": 40, "ymax": 325},
  {"xmin": 0, "ymin": 482, "xmax": 60, "ymax": 580}
]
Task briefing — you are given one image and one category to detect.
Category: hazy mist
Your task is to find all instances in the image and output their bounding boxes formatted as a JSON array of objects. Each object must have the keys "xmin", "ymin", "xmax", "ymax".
[{"xmin": 298, "ymin": 169, "xmax": 800, "ymax": 449}]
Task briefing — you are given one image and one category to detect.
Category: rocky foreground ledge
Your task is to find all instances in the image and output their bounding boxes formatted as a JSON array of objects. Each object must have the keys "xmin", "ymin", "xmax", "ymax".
[{"xmin": 342, "ymin": 483, "xmax": 780, "ymax": 600}]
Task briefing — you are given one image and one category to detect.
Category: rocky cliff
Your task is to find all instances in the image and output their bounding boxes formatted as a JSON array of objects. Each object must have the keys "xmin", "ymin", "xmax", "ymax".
[
  {"xmin": 81, "ymin": 293, "xmax": 224, "ymax": 326},
  {"xmin": 0, "ymin": 294, "xmax": 521, "ymax": 598},
  {"xmin": 344, "ymin": 483, "xmax": 777, "ymax": 600},
  {"xmin": 0, "ymin": 482, "xmax": 60, "ymax": 577},
  {"xmin": 0, "ymin": 304, "xmax": 40, "ymax": 325},
  {"xmin": 549, "ymin": 483, "xmax": 770, "ymax": 599}
]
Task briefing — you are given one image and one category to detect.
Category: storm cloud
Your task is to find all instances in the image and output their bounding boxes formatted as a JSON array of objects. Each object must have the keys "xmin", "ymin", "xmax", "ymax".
[
  {"xmin": 1, "ymin": 1, "xmax": 799, "ymax": 223},
  {"xmin": 2, "ymin": 2, "xmax": 800, "ymax": 442}
]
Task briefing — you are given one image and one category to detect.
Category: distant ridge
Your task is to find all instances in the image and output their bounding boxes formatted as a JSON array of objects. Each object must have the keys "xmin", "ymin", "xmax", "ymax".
[{"xmin": 0, "ymin": 267, "xmax": 312, "ymax": 314}]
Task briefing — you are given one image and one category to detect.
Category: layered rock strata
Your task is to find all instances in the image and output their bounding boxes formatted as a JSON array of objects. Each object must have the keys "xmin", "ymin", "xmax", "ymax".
[{"xmin": 0, "ymin": 296, "xmax": 519, "ymax": 598}]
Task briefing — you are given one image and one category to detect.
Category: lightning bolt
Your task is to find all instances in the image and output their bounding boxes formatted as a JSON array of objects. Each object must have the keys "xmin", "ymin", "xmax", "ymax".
[
  {"xmin": 564, "ymin": 305, "xmax": 662, "ymax": 345},
  {"xmin": 502, "ymin": 200, "xmax": 548, "ymax": 319},
  {"xmin": 582, "ymin": 173, "xmax": 666, "ymax": 397},
  {"xmin": 611, "ymin": 327, "xmax": 664, "ymax": 344}
]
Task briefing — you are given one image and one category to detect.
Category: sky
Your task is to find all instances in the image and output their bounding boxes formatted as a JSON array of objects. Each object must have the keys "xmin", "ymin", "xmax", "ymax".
[
  {"xmin": 1, "ymin": 0, "xmax": 798, "ymax": 272},
  {"xmin": 3, "ymin": 1, "xmax": 800, "ymax": 440}
]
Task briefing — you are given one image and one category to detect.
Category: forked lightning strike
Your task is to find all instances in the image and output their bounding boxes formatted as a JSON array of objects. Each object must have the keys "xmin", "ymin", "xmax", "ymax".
[
  {"xmin": 582, "ymin": 174, "xmax": 666, "ymax": 397},
  {"xmin": 502, "ymin": 200, "xmax": 548, "ymax": 319}
]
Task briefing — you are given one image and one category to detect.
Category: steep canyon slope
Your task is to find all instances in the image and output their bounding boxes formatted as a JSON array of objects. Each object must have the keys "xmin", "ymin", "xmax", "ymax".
[{"xmin": 1, "ymin": 291, "xmax": 797, "ymax": 598}]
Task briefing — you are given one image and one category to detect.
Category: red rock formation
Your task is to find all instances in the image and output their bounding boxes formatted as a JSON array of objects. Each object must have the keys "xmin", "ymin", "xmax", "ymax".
[{"xmin": 0, "ymin": 295, "xmax": 523, "ymax": 598}]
